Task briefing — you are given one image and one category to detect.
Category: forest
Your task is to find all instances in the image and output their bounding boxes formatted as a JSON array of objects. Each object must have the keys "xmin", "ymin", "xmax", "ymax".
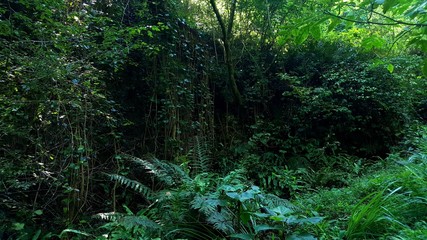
[{"xmin": 1, "ymin": 0, "xmax": 427, "ymax": 239}]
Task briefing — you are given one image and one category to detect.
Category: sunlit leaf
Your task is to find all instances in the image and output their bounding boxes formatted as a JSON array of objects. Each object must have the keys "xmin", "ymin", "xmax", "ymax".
[
  {"xmin": 383, "ymin": 0, "xmax": 399, "ymax": 13},
  {"xmin": 387, "ymin": 64, "xmax": 394, "ymax": 73},
  {"xmin": 361, "ymin": 36, "xmax": 386, "ymax": 50}
]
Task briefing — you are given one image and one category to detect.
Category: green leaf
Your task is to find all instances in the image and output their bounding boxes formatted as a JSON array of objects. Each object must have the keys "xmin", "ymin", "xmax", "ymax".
[
  {"xmin": 272, "ymin": 206, "xmax": 293, "ymax": 215},
  {"xmin": 230, "ymin": 233, "xmax": 256, "ymax": 239},
  {"xmin": 253, "ymin": 212, "xmax": 271, "ymax": 218},
  {"xmin": 310, "ymin": 25, "xmax": 321, "ymax": 40},
  {"xmin": 387, "ymin": 64, "xmax": 394, "ymax": 73},
  {"xmin": 12, "ymin": 223, "xmax": 25, "ymax": 231},
  {"xmin": 296, "ymin": 32, "xmax": 309, "ymax": 45},
  {"xmin": 226, "ymin": 192, "xmax": 240, "ymax": 199},
  {"xmin": 240, "ymin": 211, "xmax": 251, "ymax": 224},
  {"xmin": 361, "ymin": 36, "xmax": 385, "ymax": 50},
  {"xmin": 253, "ymin": 224, "xmax": 285, "ymax": 233},
  {"xmin": 288, "ymin": 233, "xmax": 317, "ymax": 240},
  {"xmin": 77, "ymin": 145, "xmax": 85, "ymax": 153},
  {"xmin": 383, "ymin": 0, "xmax": 399, "ymax": 13},
  {"xmin": 405, "ymin": 2, "xmax": 427, "ymax": 19},
  {"xmin": 328, "ymin": 18, "xmax": 341, "ymax": 32},
  {"xmin": 239, "ymin": 191, "xmax": 254, "ymax": 201},
  {"xmin": 296, "ymin": 216, "xmax": 324, "ymax": 224},
  {"xmin": 221, "ymin": 184, "xmax": 240, "ymax": 192},
  {"xmin": 60, "ymin": 229, "xmax": 91, "ymax": 237},
  {"xmin": 32, "ymin": 229, "xmax": 41, "ymax": 240},
  {"xmin": 270, "ymin": 215, "xmax": 287, "ymax": 222},
  {"xmin": 34, "ymin": 209, "xmax": 43, "ymax": 215},
  {"xmin": 147, "ymin": 30, "xmax": 153, "ymax": 38}
]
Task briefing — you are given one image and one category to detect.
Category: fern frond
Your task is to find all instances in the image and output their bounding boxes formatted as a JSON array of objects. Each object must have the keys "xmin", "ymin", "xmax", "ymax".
[
  {"xmin": 189, "ymin": 136, "xmax": 211, "ymax": 175},
  {"xmin": 206, "ymin": 210, "xmax": 235, "ymax": 234},
  {"xmin": 191, "ymin": 193, "xmax": 235, "ymax": 234},
  {"xmin": 94, "ymin": 212, "xmax": 160, "ymax": 230},
  {"xmin": 94, "ymin": 211, "xmax": 125, "ymax": 221},
  {"xmin": 191, "ymin": 193, "xmax": 222, "ymax": 215},
  {"xmin": 222, "ymin": 168, "xmax": 248, "ymax": 185},
  {"xmin": 108, "ymin": 174, "xmax": 152, "ymax": 199},
  {"xmin": 262, "ymin": 193, "xmax": 299, "ymax": 211},
  {"xmin": 168, "ymin": 162, "xmax": 192, "ymax": 184},
  {"xmin": 128, "ymin": 155, "xmax": 191, "ymax": 186},
  {"xmin": 129, "ymin": 156, "xmax": 172, "ymax": 184},
  {"xmin": 120, "ymin": 215, "xmax": 161, "ymax": 230}
]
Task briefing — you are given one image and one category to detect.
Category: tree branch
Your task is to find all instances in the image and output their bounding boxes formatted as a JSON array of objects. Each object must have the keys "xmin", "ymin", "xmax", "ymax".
[
  {"xmin": 227, "ymin": 0, "xmax": 237, "ymax": 38},
  {"xmin": 324, "ymin": 8, "xmax": 427, "ymax": 27},
  {"xmin": 209, "ymin": 0, "xmax": 228, "ymax": 40}
]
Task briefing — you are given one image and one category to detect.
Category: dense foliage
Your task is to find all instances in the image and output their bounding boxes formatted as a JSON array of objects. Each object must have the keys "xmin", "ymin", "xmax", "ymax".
[{"xmin": 1, "ymin": 0, "xmax": 426, "ymax": 239}]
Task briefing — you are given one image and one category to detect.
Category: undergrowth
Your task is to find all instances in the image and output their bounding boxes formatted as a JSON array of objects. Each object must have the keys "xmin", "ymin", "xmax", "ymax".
[
  {"xmin": 56, "ymin": 126, "xmax": 427, "ymax": 239},
  {"xmin": 294, "ymin": 125, "xmax": 427, "ymax": 239}
]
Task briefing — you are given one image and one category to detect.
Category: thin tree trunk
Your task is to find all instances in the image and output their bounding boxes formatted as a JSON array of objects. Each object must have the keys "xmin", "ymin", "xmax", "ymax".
[{"xmin": 209, "ymin": 0, "xmax": 242, "ymax": 105}]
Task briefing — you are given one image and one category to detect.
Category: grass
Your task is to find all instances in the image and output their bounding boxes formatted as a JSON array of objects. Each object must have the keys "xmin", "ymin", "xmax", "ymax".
[{"xmin": 294, "ymin": 150, "xmax": 427, "ymax": 239}]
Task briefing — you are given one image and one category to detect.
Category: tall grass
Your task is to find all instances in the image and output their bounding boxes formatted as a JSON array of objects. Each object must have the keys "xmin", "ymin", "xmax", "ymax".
[{"xmin": 345, "ymin": 186, "xmax": 405, "ymax": 239}]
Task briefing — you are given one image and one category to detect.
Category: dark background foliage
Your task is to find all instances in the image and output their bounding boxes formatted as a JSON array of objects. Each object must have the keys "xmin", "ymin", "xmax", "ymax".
[{"xmin": 1, "ymin": 0, "xmax": 426, "ymax": 239}]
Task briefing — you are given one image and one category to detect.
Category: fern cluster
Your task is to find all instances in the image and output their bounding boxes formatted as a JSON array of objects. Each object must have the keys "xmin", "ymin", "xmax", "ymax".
[{"xmin": 97, "ymin": 138, "xmax": 321, "ymax": 239}]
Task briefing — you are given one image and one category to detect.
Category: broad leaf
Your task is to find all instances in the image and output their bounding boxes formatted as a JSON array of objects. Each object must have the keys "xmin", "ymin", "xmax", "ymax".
[
  {"xmin": 253, "ymin": 224, "xmax": 285, "ymax": 233},
  {"xmin": 226, "ymin": 192, "xmax": 240, "ymax": 200},
  {"xmin": 272, "ymin": 206, "xmax": 293, "ymax": 215},
  {"xmin": 288, "ymin": 233, "xmax": 317, "ymax": 240},
  {"xmin": 230, "ymin": 233, "xmax": 256, "ymax": 239},
  {"xmin": 239, "ymin": 191, "xmax": 254, "ymax": 201}
]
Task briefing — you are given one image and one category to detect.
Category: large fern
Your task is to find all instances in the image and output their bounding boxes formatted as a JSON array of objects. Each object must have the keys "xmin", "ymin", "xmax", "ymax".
[
  {"xmin": 95, "ymin": 208, "xmax": 161, "ymax": 238},
  {"xmin": 191, "ymin": 192, "xmax": 235, "ymax": 234},
  {"xmin": 128, "ymin": 155, "xmax": 191, "ymax": 186},
  {"xmin": 107, "ymin": 174, "xmax": 152, "ymax": 199},
  {"xmin": 189, "ymin": 136, "xmax": 211, "ymax": 176}
]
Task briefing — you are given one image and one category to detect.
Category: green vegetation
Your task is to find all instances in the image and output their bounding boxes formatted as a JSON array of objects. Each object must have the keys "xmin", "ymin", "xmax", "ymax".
[{"xmin": 1, "ymin": 0, "xmax": 426, "ymax": 239}]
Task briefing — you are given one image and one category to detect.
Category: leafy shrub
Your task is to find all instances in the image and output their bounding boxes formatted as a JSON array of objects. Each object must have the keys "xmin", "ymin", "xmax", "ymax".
[
  {"xmin": 269, "ymin": 42, "xmax": 424, "ymax": 159},
  {"xmin": 0, "ymin": 0, "xmax": 135, "ymax": 235}
]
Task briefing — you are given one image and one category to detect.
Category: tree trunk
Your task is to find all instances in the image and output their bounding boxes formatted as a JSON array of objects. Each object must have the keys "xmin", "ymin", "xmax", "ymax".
[{"xmin": 209, "ymin": 0, "xmax": 242, "ymax": 105}]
